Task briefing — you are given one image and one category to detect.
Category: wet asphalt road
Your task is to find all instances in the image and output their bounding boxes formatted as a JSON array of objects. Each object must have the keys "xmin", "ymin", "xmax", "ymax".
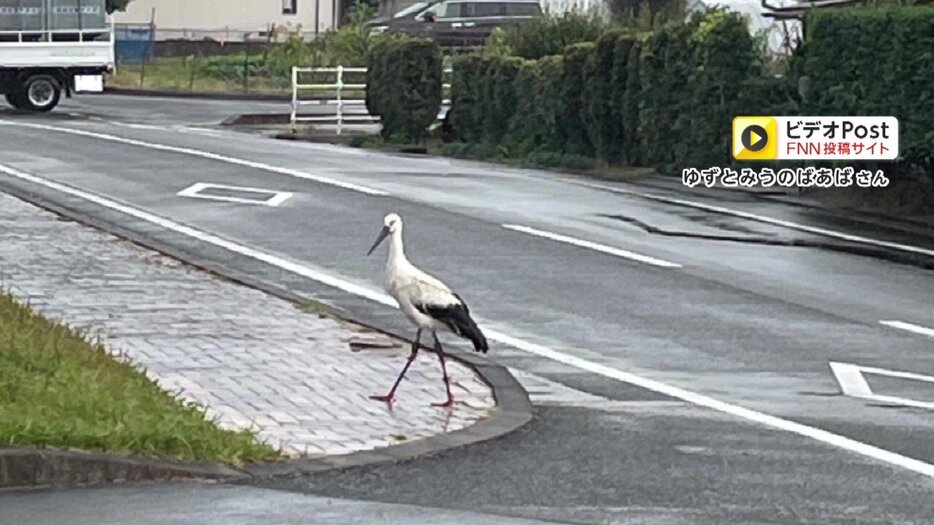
[
  {"xmin": 0, "ymin": 483, "xmax": 553, "ymax": 525},
  {"xmin": 1, "ymin": 95, "xmax": 933, "ymax": 524}
]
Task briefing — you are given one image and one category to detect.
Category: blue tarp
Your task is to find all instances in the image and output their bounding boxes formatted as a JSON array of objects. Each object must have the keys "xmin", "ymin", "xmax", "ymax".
[{"xmin": 115, "ymin": 23, "xmax": 154, "ymax": 64}]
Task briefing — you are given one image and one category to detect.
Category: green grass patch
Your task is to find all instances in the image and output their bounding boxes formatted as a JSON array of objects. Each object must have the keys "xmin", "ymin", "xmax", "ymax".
[
  {"xmin": 109, "ymin": 57, "xmax": 290, "ymax": 95},
  {"xmin": 0, "ymin": 291, "xmax": 281, "ymax": 465}
]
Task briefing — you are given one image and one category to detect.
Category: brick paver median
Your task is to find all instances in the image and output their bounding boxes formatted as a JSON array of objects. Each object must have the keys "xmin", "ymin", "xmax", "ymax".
[{"xmin": 0, "ymin": 193, "xmax": 495, "ymax": 457}]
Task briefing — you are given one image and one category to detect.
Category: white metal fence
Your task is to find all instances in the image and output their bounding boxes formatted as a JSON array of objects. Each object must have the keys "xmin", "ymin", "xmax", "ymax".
[{"xmin": 290, "ymin": 65, "xmax": 452, "ymax": 135}]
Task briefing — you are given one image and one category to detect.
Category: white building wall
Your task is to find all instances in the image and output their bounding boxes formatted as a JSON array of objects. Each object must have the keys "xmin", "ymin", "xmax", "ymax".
[{"xmin": 112, "ymin": 0, "xmax": 338, "ymax": 41}]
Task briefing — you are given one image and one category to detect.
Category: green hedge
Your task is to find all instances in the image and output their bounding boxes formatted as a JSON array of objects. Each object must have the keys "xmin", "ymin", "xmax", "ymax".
[
  {"xmin": 559, "ymin": 43, "xmax": 596, "ymax": 156},
  {"xmin": 637, "ymin": 21, "xmax": 698, "ymax": 170},
  {"xmin": 365, "ymin": 35, "xmax": 443, "ymax": 143},
  {"xmin": 446, "ymin": 10, "xmax": 793, "ymax": 172},
  {"xmin": 502, "ymin": 10, "xmax": 607, "ymax": 60},
  {"xmin": 523, "ymin": 55, "xmax": 565, "ymax": 153},
  {"xmin": 620, "ymin": 39, "xmax": 642, "ymax": 165},
  {"xmin": 803, "ymin": 6, "xmax": 934, "ymax": 176},
  {"xmin": 674, "ymin": 9, "xmax": 762, "ymax": 169},
  {"xmin": 448, "ymin": 55, "xmax": 490, "ymax": 143},
  {"xmin": 504, "ymin": 59, "xmax": 541, "ymax": 154}
]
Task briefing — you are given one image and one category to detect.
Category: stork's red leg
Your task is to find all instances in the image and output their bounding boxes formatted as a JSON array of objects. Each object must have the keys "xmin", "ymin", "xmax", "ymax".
[
  {"xmin": 371, "ymin": 329, "xmax": 421, "ymax": 404},
  {"xmin": 431, "ymin": 332, "xmax": 455, "ymax": 408}
]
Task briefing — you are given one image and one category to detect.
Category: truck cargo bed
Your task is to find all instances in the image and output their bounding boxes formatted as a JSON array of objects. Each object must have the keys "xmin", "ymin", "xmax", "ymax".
[{"xmin": 0, "ymin": 41, "xmax": 112, "ymax": 68}]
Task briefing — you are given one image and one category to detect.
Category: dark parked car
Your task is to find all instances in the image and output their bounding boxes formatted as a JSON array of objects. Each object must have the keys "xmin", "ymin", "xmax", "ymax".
[{"xmin": 368, "ymin": 0, "xmax": 542, "ymax": 50}]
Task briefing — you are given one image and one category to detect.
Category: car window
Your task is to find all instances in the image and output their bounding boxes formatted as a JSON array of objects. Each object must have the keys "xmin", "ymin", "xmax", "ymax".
[
  {"xmin": 504, "ymin": 2, "xmax": 540, "ymax": 16},
  {"xmin": 462, "ymin": 2, "xmax": 505, "ymax": 17},
  {"xmin": 431, "ymin": 1, "xmax": 461, "ymax": 18},
  {"xmin": 394, "ymin": 1, "xmax": 430, "ymax": 18}
]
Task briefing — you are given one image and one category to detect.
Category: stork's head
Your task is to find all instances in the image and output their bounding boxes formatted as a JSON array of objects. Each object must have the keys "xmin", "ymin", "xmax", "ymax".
[{"xmin": 367, "ymin": 213, "xmax": 402, "ymax": 256}]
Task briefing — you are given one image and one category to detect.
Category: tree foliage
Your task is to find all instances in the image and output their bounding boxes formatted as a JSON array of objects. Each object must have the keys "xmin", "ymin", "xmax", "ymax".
[{"xmin": 106, "ymin": 0, "xmax": 133, "ymax": 14}]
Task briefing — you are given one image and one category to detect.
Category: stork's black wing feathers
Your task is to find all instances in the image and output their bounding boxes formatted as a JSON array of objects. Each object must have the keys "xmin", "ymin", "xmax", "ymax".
[{"xmin": 415, "ymin": 295, "xmax": 488, "ymax": 353}]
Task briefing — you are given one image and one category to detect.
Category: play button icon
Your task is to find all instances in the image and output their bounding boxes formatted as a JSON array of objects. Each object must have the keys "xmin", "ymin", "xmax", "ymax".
[
  {"xmin": 741, "ymin": 124, "xmax": 769, "ymax": 152},
  {"xmin": 732, "ymin": 116, "xmax": 777, "ymax": 160}
]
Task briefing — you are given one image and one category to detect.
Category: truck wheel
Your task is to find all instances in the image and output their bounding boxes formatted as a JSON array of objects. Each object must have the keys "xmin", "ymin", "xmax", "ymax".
[
  {"xmin": 4, "ymin": 91, "xmax": 27, "ymax": 110},
  {"xmin": 22, "ymin": 75, "xmax": 61, "ymax": 112}
]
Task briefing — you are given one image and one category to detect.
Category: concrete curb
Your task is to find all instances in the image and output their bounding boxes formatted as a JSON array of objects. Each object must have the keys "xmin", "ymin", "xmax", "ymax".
[
  {"xmin": 221, "ymin": 113, "xmax": 293, "ymax": 126},
  {"xmin": 101, "ymin": 87, "xmax": 291, "ymax": 102},
  {"xmin": 0, "ymin": 184, "xmax": 534, "ymax": 490},
  {"xmin": 0, "ymin": 448, "xmax": 249, "ymax": 491}
]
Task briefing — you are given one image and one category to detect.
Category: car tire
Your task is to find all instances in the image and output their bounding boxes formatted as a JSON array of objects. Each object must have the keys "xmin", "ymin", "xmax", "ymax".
[{"xmin": 22, "ymin": 75, "xmax": 62, "ymax": 112}]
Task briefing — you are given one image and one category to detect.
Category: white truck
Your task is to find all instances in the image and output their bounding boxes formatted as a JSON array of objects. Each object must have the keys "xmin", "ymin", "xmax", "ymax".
[{"xmin": 0, "ymin": 0, "xmax": 114, "ymax": 112}]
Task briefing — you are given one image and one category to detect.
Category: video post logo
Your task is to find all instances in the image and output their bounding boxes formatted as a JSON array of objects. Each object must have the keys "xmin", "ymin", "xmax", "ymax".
[{"xmin": 732, "ymin": 116, "xmax": 898, "ymax": 161}]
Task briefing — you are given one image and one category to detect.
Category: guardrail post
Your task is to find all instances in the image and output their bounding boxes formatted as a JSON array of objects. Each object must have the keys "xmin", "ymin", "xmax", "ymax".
[
  {"xmin": 290, "ymin": 66, "xmax": 298, "ymax": 132},
  {"xmin": 336, "ymin": 65, "xmax": 344, "ymax": 136}
]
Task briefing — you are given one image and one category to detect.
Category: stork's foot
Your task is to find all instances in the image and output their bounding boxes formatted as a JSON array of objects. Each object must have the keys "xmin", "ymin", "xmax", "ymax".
[
  {"xmin": 431, "ymin": 398, "xmax": 456, "ymax": 408},
  {"xmin": 370, "ymin": 394, "xmax": 395, "ymax": 404}
]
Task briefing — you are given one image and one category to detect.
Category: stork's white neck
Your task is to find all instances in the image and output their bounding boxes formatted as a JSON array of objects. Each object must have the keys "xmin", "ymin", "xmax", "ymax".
[{"xmin": 387, "ymin": 228, "xmax": 409, "ymax": 269}]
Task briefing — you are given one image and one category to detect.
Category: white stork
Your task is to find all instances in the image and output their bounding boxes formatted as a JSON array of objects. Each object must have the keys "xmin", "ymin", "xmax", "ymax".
[{"xmin": 366, "ymin": 212, "xmax": 488, "ymax": 407}]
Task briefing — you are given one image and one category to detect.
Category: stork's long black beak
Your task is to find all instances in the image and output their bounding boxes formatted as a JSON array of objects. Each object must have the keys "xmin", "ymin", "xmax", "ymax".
[{"xmin": 367, "ymin": 226, "xmax": 390, "ymax": 256}]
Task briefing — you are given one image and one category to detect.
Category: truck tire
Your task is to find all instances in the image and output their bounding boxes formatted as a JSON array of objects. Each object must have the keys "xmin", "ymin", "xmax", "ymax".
[
  {"xmin": 22, "ymin": 75, "xmax": 62, "ymax": 112},
  {"xmin": 4, "ymin": 91, "xmax": 27, "ymax": 110}
]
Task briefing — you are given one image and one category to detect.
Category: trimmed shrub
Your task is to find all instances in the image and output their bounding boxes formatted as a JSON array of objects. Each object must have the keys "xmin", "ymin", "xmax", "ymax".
[
  {"xmin": 532, "ymin": 55, "xmax": 566, "ymax": 153},
  {"xmin": 504, "ymin": 56, "xmax": 565, "ymax": 155},
  {"xmin": 503, "ymin": 10, "xmax": 608, "ymax": 60},
  {"xmin": 673, "ymin": 9, "xmax": 762, "ymax": 168},
  {"xmin": 366, "ymin": 35, "xmax": 443, "ymax": 143},
  {"xmin": 559, "ymin": 43, "xmax": 596, "ymax": 156},
  {"xmin": 449, "ymin": 54, "xmax": 491, "ymax": 143},
  {"xmin": 637, "ymin": 21, "xmax": 698, "ymax": 169},
  {"xmin": 583, "ymin": 31, "xmax": 627, "ymax": 162},
  {"xmin": 803, "ymin": 5, "xmax": 934, "ymax": 177},
  {"xmin": 583, "ymin": 31, "xmax": 632, "ymax": 162},
  {"xmin": 485, "ymin": 56, "xmax": 524, "ymax": 144},
  {"xmin": 620, "ymin": 39, "xmax": 642, "ymax": 165},
  {"xmin": 364, "ymin": 34, "xmax": 395, "ymax": 120},
  {"xmin": 503, "ymin": 59, "xmax": 540, "ymax": 154}
]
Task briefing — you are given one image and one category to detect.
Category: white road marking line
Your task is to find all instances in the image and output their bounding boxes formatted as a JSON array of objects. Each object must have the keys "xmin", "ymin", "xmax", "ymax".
[
  {"xmin": 177, "ymin": 182, "xmax": 293, "ymax": 207},
  {"xmin": 573, "ymin": 180, "xmax": 934, "ymax": 259},
  {"xmin": 830, "ymin": 361, "xmax": 934, "ymax": 411},
  {"xmin": 829, "ymin": 362, "xmax": 875, "ymax": 397},
  {"xmin": 112, "ymin": 122, "xmax": 167, "ymax": 131},
  {"xmin": 4, "ymin": 162, "xmax": 934, "ymax": 480},
  {"xmin": 0, "ymin": 120, "xmax": 388, "ymax": 197},
  {"xmin": 177, "ymin": 126, "xmax": 228, "ymax": 137},
  {"xmin": 502, "ymin": 223, "xmax": 682, "ymax": 269},
  {"xmin": 880, "ymin": 320, "xmax": 934, "ymax": 338}
]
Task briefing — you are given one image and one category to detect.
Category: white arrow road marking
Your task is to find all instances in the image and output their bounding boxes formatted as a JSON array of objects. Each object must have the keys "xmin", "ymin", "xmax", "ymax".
[
  {"xmin": 880, "ymin": 320, "xmax": 934, "ymax": 339},
  {"xmin": 0, "ymin": 120, "xmax": 389, "ymax": 196},
  {"xmin": 830, "ymin": 361, "xmax": 934, "ymax": 410},
  {"xmin": 177, "ymin": 182, "xmax": 293, "ymax": 207},
  {"xmin": 5, "ymin": 161, "xmax": 934, "ymax": 479}
]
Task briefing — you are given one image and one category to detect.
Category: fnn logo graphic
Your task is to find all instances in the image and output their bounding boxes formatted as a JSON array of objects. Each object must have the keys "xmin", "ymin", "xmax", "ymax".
[{"xmin": 732, "ymin": 116, "xmax": 899, "ymax": 161}]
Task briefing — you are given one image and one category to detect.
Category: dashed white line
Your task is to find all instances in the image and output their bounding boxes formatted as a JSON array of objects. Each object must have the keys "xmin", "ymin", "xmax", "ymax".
[
  {"xmin": 4, "ymin": 162, "xmax": 934, "ymax": 478},
  {"xmin": 502, "ymin": 224, "xmax": 682, "ymax": 269},
  {"xmin": 880, "ymin": 320, "xmax": 934, "ymax": 338},
  {"xmin": 0, "ymin": 120, "xmax": 388, "ymax": 197},
  {"xmin": 573, "ymin": 180, "xmax": 934, "ymax": 259}
]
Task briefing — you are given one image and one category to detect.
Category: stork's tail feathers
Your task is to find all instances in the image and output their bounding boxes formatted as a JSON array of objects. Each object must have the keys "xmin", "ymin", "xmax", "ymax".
[{"xmin": 423, "ymin": 296, "xmax": 489, "ymax": 353}]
